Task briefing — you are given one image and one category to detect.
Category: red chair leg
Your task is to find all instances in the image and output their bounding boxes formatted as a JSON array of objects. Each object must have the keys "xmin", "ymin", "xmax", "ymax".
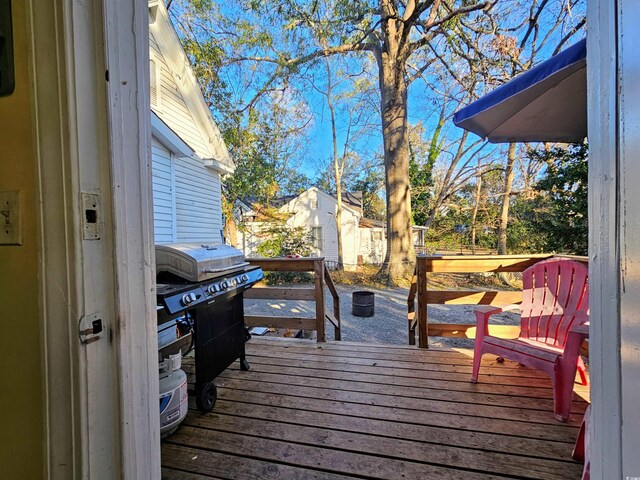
[
  {"xmin": 554, "ymin": 361, "xmax": 578, "ymax": 422},
  {"xmin": 471, "ymin": 346, "xmax": 482, "ymax": 383},
  {"xmin": 572, "ymin": 412, "xmax": 586, "ymax": 461},
  {"xmin": 573, "ymin": 405, "xmax": 591, "ymax": 480},
  {"xmin": 577, "ymin": 356, "xmax": 588, "ymax": 386}
]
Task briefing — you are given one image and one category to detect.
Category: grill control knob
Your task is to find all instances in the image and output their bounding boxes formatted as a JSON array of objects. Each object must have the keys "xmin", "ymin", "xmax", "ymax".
[
  {"xmin": 241, "ymin": 274, "xmax": 249, "ymax": 282},
  {"xmin": 221, "ymin": 281, "xmax": 229, "ymax": 290},
  {"xmin": 236, "ymin": 276, "xmax": 243, "ymax": 284},
  {"xmin": 181, "ymin": 292, "xmax": 197, "ymax": 306},
  {"xmin": 207, "ymin": 284, "xmax": 216, "ymax": 295}
]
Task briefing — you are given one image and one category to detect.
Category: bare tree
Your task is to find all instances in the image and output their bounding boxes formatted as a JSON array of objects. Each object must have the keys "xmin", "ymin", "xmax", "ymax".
[
  {"xmin": 470, "ymin": 157, "xmax": 483, "ymax": 250},
  {"xmin": 441, "ymin": 0, "xmax": 586, "ymax": 254},
  {"xmin": 497, "ymin": 143, "xmax": 516, "ymax": 254},
  {"xmin": 171, "ymin": 0, "xmax": 488, "ymax": 284},
  {"xmin": 310, "ymin": 54, "xmax": 376, "ymax": 269}
]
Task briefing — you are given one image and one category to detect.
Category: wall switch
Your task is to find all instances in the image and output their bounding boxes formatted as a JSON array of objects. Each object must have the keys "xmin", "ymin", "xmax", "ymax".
[{"xmin": 0, "ymin": 190, "xmax": 22, "ymax": 245}]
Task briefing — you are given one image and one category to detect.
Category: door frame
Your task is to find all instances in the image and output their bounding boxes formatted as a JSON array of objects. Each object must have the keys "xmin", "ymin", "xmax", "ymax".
[
  {"xmin": 28, "ymin": 0, "xmax": 160, "ymax": 477},
  {"xmin": 588, "ymin": 0, "xmax": 640, "ymax": 477}
]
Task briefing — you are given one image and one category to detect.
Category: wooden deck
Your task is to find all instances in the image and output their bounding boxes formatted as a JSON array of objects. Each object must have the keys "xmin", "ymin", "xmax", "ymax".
[{"xmin": 163, "ymin": 337, "xmax": 589, "ymax": 480}]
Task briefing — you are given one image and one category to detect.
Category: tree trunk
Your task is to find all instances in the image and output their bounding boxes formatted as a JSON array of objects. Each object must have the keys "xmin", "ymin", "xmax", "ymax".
[
  {"xmin": 327, "ymin": 74, "xmax": 344, "ymax": 270},
  {"xmin": 226, "ymin": 214, "xmax": 238, "ymax": 247},
  {"xmin": 377, "ymin": 41, "xmax": 414, "ymax": 284},
  {"xmin": 335, "ymin": 172, "xmax": 344, "ymax": 269},
  {"xmin": 471, "ymin": 158, "xmax": 483, "ymax": 252},
  {"xmin": 423, "ymin": 131, "xmax": 469, "ymax": 230},
  {"xmin": 497, "ymin": 143, "xmax": 516, "ymax": 255},
  {"xmin": 222, "ymin": 195, "xmax": 238, "ymax": 247}
]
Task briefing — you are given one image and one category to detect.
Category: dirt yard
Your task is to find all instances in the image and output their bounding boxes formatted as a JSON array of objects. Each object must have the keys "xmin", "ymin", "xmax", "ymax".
[{"xmin": 244, "ymin": 283, "xmax": 519, "ymax": 348}]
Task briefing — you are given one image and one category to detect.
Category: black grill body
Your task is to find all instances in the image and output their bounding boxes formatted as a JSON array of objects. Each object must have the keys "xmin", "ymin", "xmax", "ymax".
[{"xmin": 156, "ymin": 264, "xmax": 263, "ymax": 412}]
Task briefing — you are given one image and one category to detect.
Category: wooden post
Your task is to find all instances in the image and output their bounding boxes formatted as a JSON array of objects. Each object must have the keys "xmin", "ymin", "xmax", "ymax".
[
  {"xmin": 333, "ymin": 282, "xmax": 342, "ymax": 340},
  {"xmin": 407, "ymin": 267, "xmax": 417, "ymax": 345},
  {"xmin": 314, "ymin": 259, "xmax": 326, "ymax": 342},
  {"xmin": 417, "ymin": 256, "xmax": 429, "ymax": 348},
  {"xmin": 333, "ymin": 303, "xmax": 341, "ymax": 340},
  {"xmin": 324, "ymin": 269, "xmax": 341, "ymax": 341}
]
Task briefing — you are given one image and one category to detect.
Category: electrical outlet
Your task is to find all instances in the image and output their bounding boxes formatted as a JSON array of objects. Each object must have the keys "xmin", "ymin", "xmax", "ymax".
[{"xmin": 0, "ymin": 190, "xmax": 22, "ymax": 245}]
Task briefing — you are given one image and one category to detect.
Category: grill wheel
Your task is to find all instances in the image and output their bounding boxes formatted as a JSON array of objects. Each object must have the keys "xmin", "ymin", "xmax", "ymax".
[{"xmin": 195, "ymin": 381, "xmax": 217, "ymax": 412}]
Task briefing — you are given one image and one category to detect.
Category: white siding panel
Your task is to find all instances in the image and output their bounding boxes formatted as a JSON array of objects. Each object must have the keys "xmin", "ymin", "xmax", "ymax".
[
  {"xmin": 341, "ymin": 208, "xmax": 359, "ymax": 269},
  {"xmin": 150, "ymin": 31, "xmax": 160, "ymax": 53},
  {"xmin": 175, "ymin": 157, "xmax": 222, "ymax": 243},
  {"xmin": 322, "ymin": 199, "xmax": 339, "ymax": 264},
  {"xmin": 150, "ymin": 46, "xmax": 211, "ymax": 157},
  {"xmin": 152, "ymin": 138, "xmax": 175, "ymax": 244},
  {"xmin": 280, "ymin": 188, "xmax": 366, "ymax": 267}
]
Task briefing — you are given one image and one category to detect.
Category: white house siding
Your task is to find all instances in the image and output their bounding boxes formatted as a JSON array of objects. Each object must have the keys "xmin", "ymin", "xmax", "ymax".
[
  {"xmin": 359, "ymin": 228, "xmax": 386, "ymax": 264},
  {"xmin": 151, "ymin": 138, "xmax": 175, "ymax": 244},
  {"xmin": 239, "ymin": 222, "xmax": 269, "ymax": 257},
  {"xmin": 174, "ymin": 157, "xmax": 222, "ymax": 243},
  {"xmin": 279, "ymin": 189, "xmax": 361, "ymax": 269},
  {"xmin": 339, "ymin": 208, "xmax": 360, "ymax": 269},
  {"xmin": 149, "ymin": 32, "xmax": 211, "ymax": 158}
]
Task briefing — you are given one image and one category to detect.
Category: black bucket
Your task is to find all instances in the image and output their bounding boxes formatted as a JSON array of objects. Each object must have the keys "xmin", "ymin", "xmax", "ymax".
[{"xmin": 352, "ymin": 291, "xmax": 375, "ymax": 317}]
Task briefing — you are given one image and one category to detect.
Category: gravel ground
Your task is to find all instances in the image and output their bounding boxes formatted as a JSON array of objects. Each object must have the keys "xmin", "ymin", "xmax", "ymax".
[{"xmin": 245, "ymin": 283, "xmax": 519, "ymax": 348}]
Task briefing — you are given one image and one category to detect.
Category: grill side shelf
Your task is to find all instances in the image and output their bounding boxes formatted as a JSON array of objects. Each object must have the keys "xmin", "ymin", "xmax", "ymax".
[{"xmin": 160, "ymin": 285, "xmax": 207, "ymax": 315}]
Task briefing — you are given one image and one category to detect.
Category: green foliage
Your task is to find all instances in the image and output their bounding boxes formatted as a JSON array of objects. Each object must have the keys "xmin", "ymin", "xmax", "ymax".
[
  {"xmin": 279, "ymin": 170, "xmax": 312, "ymax": 196},
  {"xmin": 420, "ymin": 144, "xmax": 588, "ymax": 256},
  {"xmin": 532, "ymin": 143, "xmax": 588, "ymax": 255},
  {"xmin": 506, "ymin": 195, "xmax": 548, "ymax": 253},
  {"xmin": 353, "ymin": 168, "xmax": 386, "ymax": 221},
  {"xmin": 256, "ymin": 223, "xmax": 314, "ymax": 258},
  {"xmin": 409, "ymin": 123, "xmax": 437, "ymax": 226},
  {"xmin": 255, "ymin": 219, "xmax": 315, "ymax": 284}
]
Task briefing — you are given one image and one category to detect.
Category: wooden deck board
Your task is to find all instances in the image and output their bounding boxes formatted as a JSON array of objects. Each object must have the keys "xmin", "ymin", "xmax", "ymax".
[
  {"xmin": 162, "ymin": 338, "xmax": 587, "ymax": 480},
  {"xmin": 218, "ymin": 362, "xmax": 585, "ymax": 411}
]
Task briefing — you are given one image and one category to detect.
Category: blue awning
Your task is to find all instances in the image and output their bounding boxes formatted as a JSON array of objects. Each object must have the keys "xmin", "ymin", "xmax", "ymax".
[{"xmin": 453, "ymin": 38, "xmax": 586, "ymax": 143}]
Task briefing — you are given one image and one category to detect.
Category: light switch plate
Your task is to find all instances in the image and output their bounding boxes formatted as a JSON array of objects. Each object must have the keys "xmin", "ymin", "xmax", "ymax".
[{"xmin": 0, "ymin": 190, "xmax": 22, "ymax": 245}]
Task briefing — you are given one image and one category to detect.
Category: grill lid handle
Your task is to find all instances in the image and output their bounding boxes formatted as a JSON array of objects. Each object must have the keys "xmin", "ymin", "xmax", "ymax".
[
  {"xmin": 202, "ymin": 262, "xmax": 250, "ymax": 275},
  {"xmin": 201, "ymin": 244, "xmax": 218, "ymax": 250}
]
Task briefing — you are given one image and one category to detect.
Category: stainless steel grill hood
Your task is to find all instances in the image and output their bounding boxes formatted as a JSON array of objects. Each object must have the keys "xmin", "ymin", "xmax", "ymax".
[{"xmin": 155, "ymin": 243, "xmax": 249, "ymax": 282}]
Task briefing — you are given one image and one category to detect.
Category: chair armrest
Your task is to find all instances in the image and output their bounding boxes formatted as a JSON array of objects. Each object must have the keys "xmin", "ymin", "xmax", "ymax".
[
  {"xmin": 474, "ymin": 304, "xmax": 521, "ymax": 316},
  {"xmin": 474, "ymin": 304, "xmax": 521, "ymax": 340},
  {"xmin": 569, "ymin": 321, "xmax": 590, "ymax": 337},
  {"xmin": 474, "ymin": 305, "xmax": 504, "ymax": 317},
  {"xmin": 563, "ymin": 321, "xmax": 590, "ymax": 360}
]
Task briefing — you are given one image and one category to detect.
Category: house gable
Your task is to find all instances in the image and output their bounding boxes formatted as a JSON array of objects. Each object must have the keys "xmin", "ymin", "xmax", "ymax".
[
  {"xmin": 278, "ymin": 187, "xmax": 362, "ymax": 218},
  {"xmin": 148, "ymin": 0, "xmax": 232, "ymax": 173}
]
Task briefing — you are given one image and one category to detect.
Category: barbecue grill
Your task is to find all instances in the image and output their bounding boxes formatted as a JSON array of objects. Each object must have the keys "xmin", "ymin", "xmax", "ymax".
[{"xmin": 155, "ymin": 242, "xmax": 263, "ymax": 412}]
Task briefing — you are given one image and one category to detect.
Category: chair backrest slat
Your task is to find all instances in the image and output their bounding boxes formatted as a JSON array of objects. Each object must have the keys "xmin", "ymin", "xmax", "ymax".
[{"xmin": 519, "ymin": 259, "xmax": 589, "ymax": 347}]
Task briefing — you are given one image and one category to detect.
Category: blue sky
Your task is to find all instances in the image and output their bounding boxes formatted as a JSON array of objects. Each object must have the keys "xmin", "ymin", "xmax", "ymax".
[{"xmin": 168, "ymin": 0, "xmax": 586, "ymax": 189}]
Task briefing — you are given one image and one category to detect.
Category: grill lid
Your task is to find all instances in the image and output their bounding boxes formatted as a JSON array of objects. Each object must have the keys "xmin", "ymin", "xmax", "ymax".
[{"xmin": 156, "ymin": 242, "xmax": 248, "ymax": 282}]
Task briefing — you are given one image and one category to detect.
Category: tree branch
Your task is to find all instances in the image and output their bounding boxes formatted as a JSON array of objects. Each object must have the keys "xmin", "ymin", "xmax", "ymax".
[{"xmin": 409, "ymin": 1, "xmax": 487, "ymax": 55}]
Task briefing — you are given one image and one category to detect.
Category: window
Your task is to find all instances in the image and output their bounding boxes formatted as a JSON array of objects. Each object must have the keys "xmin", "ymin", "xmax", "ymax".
[
  {"xmin": 310, "ymin": 196, "xmax": 318, "ymax": 209},
  {"xmin": 311, "ymin": 226, "xmax": 323, "ymax": 253}
]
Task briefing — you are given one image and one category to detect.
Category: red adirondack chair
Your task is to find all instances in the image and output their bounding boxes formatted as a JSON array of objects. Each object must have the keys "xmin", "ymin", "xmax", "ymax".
[{"xmin": 471, "ymin": 258, "xmax": 589, "ymax": 422}]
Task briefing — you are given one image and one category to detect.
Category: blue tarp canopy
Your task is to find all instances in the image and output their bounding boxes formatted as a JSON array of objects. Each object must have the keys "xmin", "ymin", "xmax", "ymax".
[{"xmin": 453, "ymin": 38, "xmax": 586, "ymax": 143}]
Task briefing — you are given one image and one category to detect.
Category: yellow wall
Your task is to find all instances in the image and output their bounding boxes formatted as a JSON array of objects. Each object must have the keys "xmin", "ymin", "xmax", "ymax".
[{"xmin": 0, "ymin": 1, "xmax": 44, "ymax": 478}]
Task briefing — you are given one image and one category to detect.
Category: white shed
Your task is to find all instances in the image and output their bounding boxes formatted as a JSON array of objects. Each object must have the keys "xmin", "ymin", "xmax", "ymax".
[{"xmin": 239, "ymin": 187, "xmax": 363, "ymax": 269}]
